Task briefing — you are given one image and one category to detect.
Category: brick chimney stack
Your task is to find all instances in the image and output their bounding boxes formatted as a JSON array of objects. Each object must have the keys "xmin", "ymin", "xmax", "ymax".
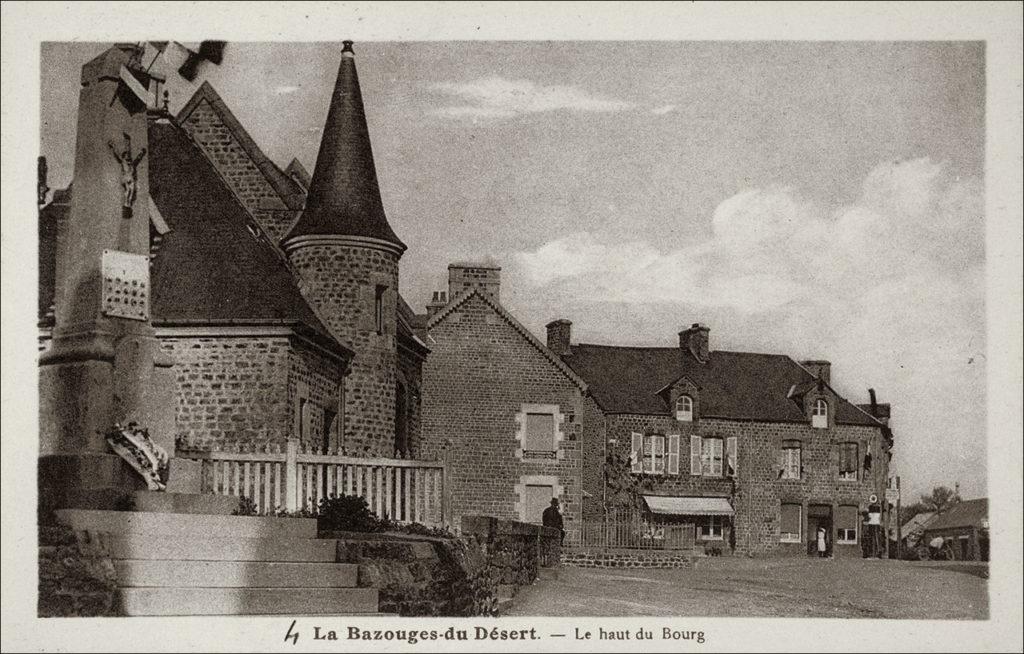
[
  {"xmin": 679, "ymin": 323, "xmax": 710, "ymax": 364},
  {"xmin": 448, "ymin": 262, "xmax": 500, "ymax": 301},
  {"xmin": 546, "ymin": 319, "xmax": 572, "ymax": 356},
  {"xmin": 426, "ymin": 291, "xmax": 448, "ymax": 318},
  {"xmin": 801, "ymin": 360, "xmax": 831, "ymax": 385}
]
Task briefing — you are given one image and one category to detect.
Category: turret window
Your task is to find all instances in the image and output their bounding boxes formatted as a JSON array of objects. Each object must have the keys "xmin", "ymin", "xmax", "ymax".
[
  {"xmin": 675, "ymin": 395, "xmax": 693, "ymax": 422},
  {"xmin": 374, "ymin": 285, "xmax": 386, "ymax": 334},
  {"xmin": 812, "ymin": 399, "xmax": 828, "ymax": 429}
]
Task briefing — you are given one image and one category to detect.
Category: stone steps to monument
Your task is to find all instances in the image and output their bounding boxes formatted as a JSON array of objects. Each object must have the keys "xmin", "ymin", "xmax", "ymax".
[
  {"xmin": 113, "ymin": 560, "xmax": 358, "ymax": 588},
  {"xmin": 62, "ymin": 489, "xmax": 240, "ymax": 515},
  {"xmin": 55, "ymin": 508, "xmax": 317, "ymax": 539},
  {"xmin": 117, "ymin": 587, "xmax": 380, "ymax": 617},
  {"xmin": 89, "ymin": 533, "xmax": 339, "ymax": 562}
]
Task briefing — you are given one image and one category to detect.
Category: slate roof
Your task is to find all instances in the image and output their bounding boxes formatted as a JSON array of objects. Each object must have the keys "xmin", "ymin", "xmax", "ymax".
[
  {"xmin": 923, "ymin": 498, "xmax": 988, "ymax": 532},
  {"xmin": 38, "ymin": 121, "xmax": 349, "ymax": 359},
  {"xmin": 562, "ymin": 344, "xmax": 880, "ymax": 425},
  {"xmin": 283, "ymin": 44, "xmax": 405, "ymax": 250}
]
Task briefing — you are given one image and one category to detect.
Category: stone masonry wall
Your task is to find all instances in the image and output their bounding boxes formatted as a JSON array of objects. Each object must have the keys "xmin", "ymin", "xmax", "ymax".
[
  {"xmin": 420, "ymin": 293, "xmax": 585, "ymax": 530},
  {"xmin": 397, "ymin": 346, "xmax": 424, "ymax": 457},
  {"xmin": 161, "ymin": 335, "xmax": 290, "ymax": 451},
  {"xmin": 287, "ymin": 335, "xmax": 346, "ymax": 451},
  {"xmin": 604, "ymin": 413, "xmax": 889, "ymax": 556},
  {"xmin": 288, "ymin": 243, "xmax": 399, "ymax": 457},
  {"xmin": 179, "ymin": 99, "xmax": 299, "ymax": 241},
  {"xmin": 580, "ymin": 394, "xmax": 607, "ymax": 521},
  {"xmin": 38, "ymin": 524, "xmax": 118, "ymax": 617},
  {"xmin": 561, "ymin": 548, "xmax": 693, "ymax": 569}
]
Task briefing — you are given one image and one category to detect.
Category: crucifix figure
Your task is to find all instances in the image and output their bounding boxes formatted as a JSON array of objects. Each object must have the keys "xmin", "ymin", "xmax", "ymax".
[{"xmin": 108, "ymin": 132, "xmax": 146, "ymax": 212}]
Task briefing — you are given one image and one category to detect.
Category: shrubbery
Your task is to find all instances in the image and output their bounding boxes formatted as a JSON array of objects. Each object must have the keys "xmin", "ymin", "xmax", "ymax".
[{"xmin": 230, "ymin": 493, "xmax": 453, "ymax": 538}]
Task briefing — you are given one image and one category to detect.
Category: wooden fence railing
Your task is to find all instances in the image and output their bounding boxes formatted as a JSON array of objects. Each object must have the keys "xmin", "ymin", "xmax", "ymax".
[
  {"xmin": 566, "ymin": 521, "xmax": 696, "ymax": 550},
  {"xmin": 178, "ymin": 439, "xmax": 447, "ymax": 526}
]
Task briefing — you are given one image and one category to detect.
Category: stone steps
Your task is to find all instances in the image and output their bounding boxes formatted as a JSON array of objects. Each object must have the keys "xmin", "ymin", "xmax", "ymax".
[
  {"xmin": 117, "ymin": 587, "xmax": 379, "ymax": 616},
  {"xmin": 114, "ymin": 560, "xmax": 358, "ymax": 588},
  {"xmin": 54, "ymin": 507, "xmax": 377, "ymax": 617},
  {"xmin": 83, "ymin": 533, "xmax": 338, "ymax": 562},
  {"xmin": 60, "ymin": 489, "xmax": 240, "ymax": 515},
  {"xmin": 54, "ymin": 508, "xmax": 317, "ymax": 539}
]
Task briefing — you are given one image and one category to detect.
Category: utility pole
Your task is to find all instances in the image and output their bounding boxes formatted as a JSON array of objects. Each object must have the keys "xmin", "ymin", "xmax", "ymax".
[{"xmin": 896, "ymin": 475, "xmax": 902, "ymax": 561}]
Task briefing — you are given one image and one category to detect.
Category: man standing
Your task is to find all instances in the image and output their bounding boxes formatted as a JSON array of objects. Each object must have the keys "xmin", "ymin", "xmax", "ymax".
[{"xmin": 542, "ymin": 497, "xmax": 565, "ymax": 545}]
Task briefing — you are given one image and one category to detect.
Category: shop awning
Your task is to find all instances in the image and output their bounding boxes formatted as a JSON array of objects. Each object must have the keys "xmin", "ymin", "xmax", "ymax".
[{"xmin": 642, "ymin": 495, "xmax": 734, "ymax": 516}]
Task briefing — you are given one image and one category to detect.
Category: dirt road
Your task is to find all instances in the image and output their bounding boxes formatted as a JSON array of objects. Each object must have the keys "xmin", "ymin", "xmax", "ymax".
[{"xmin": 509, "ymin": 558, "xmax": 988, "ymax": 619}]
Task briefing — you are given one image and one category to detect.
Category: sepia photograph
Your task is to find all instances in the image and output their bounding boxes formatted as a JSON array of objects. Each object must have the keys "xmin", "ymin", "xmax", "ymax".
[{"xmin": 2, "ymin": 2, "xmax": 1022, "ymax": 652}]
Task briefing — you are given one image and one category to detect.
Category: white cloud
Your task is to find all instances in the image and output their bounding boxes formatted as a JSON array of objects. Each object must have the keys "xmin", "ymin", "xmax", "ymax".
[
  {"xmin": 509, "ymin": 158, "xmax": 985, "ymax": 498},
  {"xmin": 430, "ymin": 77, "xmax": 635, "ymax": 119},
  {"xmin": 651, "ymin": 104, "xmax": 677, "ymax": 115}
]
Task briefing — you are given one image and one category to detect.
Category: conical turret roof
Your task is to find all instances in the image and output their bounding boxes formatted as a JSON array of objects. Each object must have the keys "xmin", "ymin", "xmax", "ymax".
[{"xmin": 283, "ymin": 41, "xmax": 404, "ymax": 251}]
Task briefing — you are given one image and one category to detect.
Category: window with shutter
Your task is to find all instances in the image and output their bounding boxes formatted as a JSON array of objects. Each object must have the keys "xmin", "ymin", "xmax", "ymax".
[
  {"xmin": 781, "ymin": 440, "xmax": 801, "ymax": 480},
  {"xmin": 701, "ymin": 437, "xmax": 723, "ymax": 476},
  {"xmin": 667, "ymin": 434, "xmax": 681, "ymax": 475},
  {"xmin": 641, "ymin": 434, "xmax": 666, "ymax": 474},
  {"xmin": 837, "ymin": 505, "xmax": 859, "ymax": 544},
  {"xmin": 726, "ymin": 437, "xmax": 738, "ymax": 477},
  {"xmin": 690, "ymin": 435, "xmax": 702, "ymax": 475},
  {"xmin": 630, "ymin": 432, "xmax": 643, "ymax": 473},
  {"xmin": 780, "ymin": 503, "xmax": 802, "ymax": 542},
  {"xmin": 839, "ymin": 442, "xmax": 858, "ymax": 480},
  {"xmin": 524, "ymin": 412, "xmax": 556, "ymax": 452}
]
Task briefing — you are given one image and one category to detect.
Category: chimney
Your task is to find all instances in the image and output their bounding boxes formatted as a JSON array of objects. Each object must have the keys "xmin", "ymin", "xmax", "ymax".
[
  {"xmin": 448, "ymin": 262, "xmax": 501, "ymax": 301},
  {"xmin": 679, "ymin": 323, "xmax": 710, "ymax": 364},
  {"xmin": 426, "ymin": 290, "xmax": 448, "ymax": 318},
  {"xmin": 546, "ymin": 319, "xmax": 572, "ymax": 356},
  {"xmin": 801, "ymin": 360, "xmax": 831, "ymax": 385}
]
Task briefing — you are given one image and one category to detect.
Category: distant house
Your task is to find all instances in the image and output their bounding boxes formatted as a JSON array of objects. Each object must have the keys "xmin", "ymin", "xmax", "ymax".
[
  {"xmin": 892, "ymin": 511, "xmax": 937, "ymax": 548},
  {"xmin": 921, "ymin": 498, "xmax": 989, "ymax": 561}
]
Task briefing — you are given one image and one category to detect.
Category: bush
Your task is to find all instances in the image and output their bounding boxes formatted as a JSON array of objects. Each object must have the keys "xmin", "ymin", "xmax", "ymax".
[
  {"xmin": 317, "ymin": 494, "xmax": 385, "ymax": 532},
  {"xmin": 232, "ymin": 495, "xmax": 258, "ymax": 515}
]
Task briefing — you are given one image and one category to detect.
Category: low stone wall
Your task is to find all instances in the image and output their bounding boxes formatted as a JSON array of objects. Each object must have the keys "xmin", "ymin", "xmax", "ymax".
[
  {"xmin": 38, "ymin": 524, "xmax": 118, "ymax": 617},
  {"xmin": 460, "ymin": 515, "xmax": 562, "ymax": 589},
  {"xmin": 327, "ymin": 516, "xmax": 560, "ymax": 617},
  {"xmin": 561, "ymin": 547, "xmax": 693, "ymax": 569}
]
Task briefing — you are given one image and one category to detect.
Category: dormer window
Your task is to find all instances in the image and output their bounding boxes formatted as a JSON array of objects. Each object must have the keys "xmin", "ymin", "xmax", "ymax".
[
  {"xmin": 812, "ymin": 399, "xmax": 828, "ymax": 429},
  {"xmin": 675, "ymin": 395, "xmax": 693, "ymax": 422}
]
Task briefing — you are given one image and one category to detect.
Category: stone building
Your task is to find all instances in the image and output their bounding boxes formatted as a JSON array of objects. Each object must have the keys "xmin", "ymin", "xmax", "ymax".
[
  {"xmin": 419, "ymin": 263, "xmax": 595, "ymax": 531},
  {"xmin": 546, "ymin": 320, "xmax": 895, "ymax": 556},
  {"xmin": 39, "ymin": 43, "xmax": 427, "ymax": 457}
]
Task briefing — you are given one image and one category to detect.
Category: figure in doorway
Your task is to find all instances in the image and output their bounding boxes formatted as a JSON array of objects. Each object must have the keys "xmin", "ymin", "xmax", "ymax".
[
  {"xmin": 542, "ymin": 497, "xmax": 565, "ymax": 545},
  {"xmin": 816, "ymin": 526, "xmax": 828, "ymax": 558}
]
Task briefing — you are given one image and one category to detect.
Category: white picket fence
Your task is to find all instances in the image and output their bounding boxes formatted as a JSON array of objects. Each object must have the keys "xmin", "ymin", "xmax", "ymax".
[{"xmin": 178, "ymin": 439, "xmax": 447, "ymax": 526}]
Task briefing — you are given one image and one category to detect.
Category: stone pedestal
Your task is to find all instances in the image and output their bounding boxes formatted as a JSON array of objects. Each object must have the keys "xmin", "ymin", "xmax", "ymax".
[{"xmin": 38, "ymin": 44, "xmax": 178, "ymax": 518}]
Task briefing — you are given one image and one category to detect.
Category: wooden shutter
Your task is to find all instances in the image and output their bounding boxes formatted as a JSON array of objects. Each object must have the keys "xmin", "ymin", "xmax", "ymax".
[
  {"xmin": 653, "ymin": 435, "xmax": 666, "ymax": 474},
  {"xmin": 689, "ymin": 435, "xmax": 702, "ymax": 475},
  {"xmin": 630, "ymin": 432, "xmax": 643, "ymax": 473},
  {"xmin": 726, "ymin": 436, "xmax": 737, "ymax": 477},
  {"xmin": 667, "ymin": 435, "xmax": 681, "ymax": 475}
]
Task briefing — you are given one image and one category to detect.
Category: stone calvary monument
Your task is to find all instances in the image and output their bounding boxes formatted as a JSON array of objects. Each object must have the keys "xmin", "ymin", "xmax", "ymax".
[
  {"xmin": 38, "ymin": 43, "xmax": 178, "ymax": 512},
  {"xmin": 37, "ymin": 43, "xmax": 384, "ymax": 617}
]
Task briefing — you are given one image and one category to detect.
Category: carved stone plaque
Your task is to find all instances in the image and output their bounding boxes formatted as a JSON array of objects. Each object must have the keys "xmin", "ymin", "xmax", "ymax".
[{"xmin": 101, "ymin": 249, "xmax": 150, "ymax": 321}]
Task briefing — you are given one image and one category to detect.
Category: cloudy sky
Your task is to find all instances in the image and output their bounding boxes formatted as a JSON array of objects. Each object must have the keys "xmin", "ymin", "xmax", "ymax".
[{"xmin": 40, "ymin": 41, "xmax": 986, "ymax": 500}]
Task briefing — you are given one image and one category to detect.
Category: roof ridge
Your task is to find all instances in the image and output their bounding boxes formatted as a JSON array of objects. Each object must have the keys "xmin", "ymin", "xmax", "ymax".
[
  {"xmin": 176, "ymin": 81, "xmax": 305, "ymax": 211},
  {"xmin": 428, "ymin": 288, "xmax": 587, "ymax": 392}
]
